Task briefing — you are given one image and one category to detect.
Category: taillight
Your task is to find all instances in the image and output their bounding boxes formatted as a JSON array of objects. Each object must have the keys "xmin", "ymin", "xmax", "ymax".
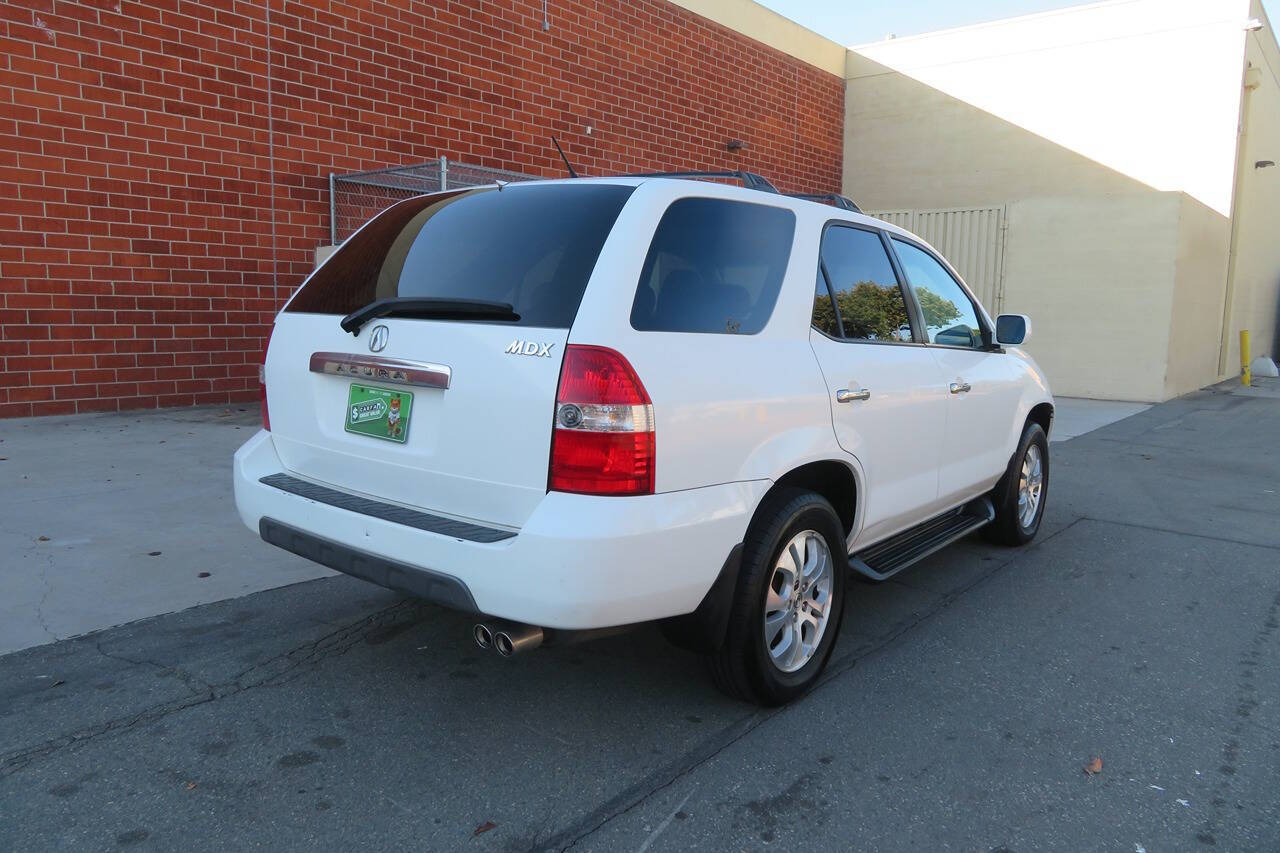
[
  {"xmin": 549, "ymin": 345, "xmax": 654, "ymax": 496},
  {"xmin": 259, "ymin": 331, "xmax": 272, "ymax": 431}
]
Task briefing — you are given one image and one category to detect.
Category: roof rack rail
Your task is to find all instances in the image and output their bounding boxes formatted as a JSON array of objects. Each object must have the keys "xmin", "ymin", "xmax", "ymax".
[
  {"xmin": 787, "ymin": 192, "xmax": 862, "ymax": 213},
  {"xmin": 621, "ymin": 170, "xmax": 779, "ymax": 193}
]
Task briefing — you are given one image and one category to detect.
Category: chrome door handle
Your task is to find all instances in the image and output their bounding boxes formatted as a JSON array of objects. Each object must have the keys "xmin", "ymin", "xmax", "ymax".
[
  {"xmin": 836, "ymin": 388, "xmax": 871, "ymax": 403},
  {"xmin": 949, "ymin": 381, "xmax": 972, "ymax": 394}
]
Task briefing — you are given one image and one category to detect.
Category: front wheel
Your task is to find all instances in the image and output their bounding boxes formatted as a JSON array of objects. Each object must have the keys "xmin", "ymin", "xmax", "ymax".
[
  {"xmin": 984, "ymin": 421, "xmax": 1049, "ymax": 546},
  {"xmin": 709, "ymin": 488, "xmax": 847, "ymax": 705}
]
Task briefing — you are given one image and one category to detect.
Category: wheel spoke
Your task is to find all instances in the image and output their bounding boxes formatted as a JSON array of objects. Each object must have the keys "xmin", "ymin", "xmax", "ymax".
[
  {"xmin": 804, "ymin": 541, "xmax": 827, "ymax": 585},
  {"xmin": 765, "ymin": 585, "xmax": 789, "ymax": 616},
  {"xmin": 765, "ymin": 610, "xmax": 788, "ymax": 645},
  {"xmin": 785, "ymin": 628, "xmax": 807, "ymax": 670},
  {"xmin": 774, "ymin": 621, "xmax": 796, "ymax": 657},
  {"xmin": 787, "ymin": 541, "xmax": 803, "ymax": 576}
]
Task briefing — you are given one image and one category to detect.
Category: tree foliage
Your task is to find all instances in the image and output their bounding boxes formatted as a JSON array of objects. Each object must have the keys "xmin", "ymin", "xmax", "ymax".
[
  {"xmin": 915, "ymin": 287, "xmax": 963, "ymax": 331},
  {"xmin": 814, "ymin": 281, "xmax": 965, "ymax": 342}
]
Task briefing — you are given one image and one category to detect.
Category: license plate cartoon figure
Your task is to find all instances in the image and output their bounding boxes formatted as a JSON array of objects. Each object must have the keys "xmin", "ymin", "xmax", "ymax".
[{"xmin": 386, "ymin": 394, "xmax": 402, "ymax": 438}]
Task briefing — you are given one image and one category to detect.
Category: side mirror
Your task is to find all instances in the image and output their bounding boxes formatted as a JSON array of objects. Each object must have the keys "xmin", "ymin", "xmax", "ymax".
[{"xmin": 995, "ymin": 314, "xmax": 1031, "ymax": 346}]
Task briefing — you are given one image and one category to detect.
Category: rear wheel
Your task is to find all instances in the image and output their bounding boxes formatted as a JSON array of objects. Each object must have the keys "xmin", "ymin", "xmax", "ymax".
[
  {"xmin": 710, "ymin": 488, "xmax": 847, "ymax": 705},
  {"xmin": 984, "ymin": 421, "xmax": 1049, "ymax": 545}
]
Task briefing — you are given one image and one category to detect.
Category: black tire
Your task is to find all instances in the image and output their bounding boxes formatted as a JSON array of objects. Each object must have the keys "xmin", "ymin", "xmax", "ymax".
[
  {"xmin": 984, "ymin": 421, "xmax": 1049, "ymax": 546},
  {"xmin": 709, "ymin": 488, "xmax": 847, "ymax": 705}
]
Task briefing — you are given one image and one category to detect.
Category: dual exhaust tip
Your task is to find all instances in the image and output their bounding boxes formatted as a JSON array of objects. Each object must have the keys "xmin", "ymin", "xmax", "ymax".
[{"xmin": 473, "ymin": 621, "xmax": 543, "ymax": 657}]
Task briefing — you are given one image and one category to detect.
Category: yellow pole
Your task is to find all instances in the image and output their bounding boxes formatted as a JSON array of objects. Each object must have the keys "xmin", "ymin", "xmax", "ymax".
[{"xmin": 1240, "ymin": 329, "xmax": 1251, "ymax": 387}]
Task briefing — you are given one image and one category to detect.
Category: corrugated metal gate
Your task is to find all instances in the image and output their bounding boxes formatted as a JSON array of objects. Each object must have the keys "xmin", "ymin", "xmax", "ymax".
[{"xmin": 868, "ymin": 206, "xmax": 1008, "ymax": 314}]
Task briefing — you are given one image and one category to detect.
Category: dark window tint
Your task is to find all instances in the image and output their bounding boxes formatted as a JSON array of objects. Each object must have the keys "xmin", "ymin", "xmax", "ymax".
[
  {"xmin": 891, "ymin": 238, "xmax": 984, "ymax": 349},
  {"xmin": 285, "ymin": 184, "xmax": 634, "ymax": 328},
  {"xmin": 812, "ymin": 267, "xmax": 841, "ymax": 337},
  {"xmin": 820, "ymin": 226, "xmax": 913, "ymax": 342},
  {"xmin": 630, "ymin": 198, "xmax": 795, "ymax": 334}
]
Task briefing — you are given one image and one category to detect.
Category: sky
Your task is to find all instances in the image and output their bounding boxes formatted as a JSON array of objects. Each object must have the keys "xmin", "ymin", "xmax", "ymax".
[{"xmin": 754, "ymin": 0, "xmax": 1280, "ymax": 46}]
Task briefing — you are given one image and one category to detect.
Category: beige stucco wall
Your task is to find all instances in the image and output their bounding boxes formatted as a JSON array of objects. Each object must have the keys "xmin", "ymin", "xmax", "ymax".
[
  {"xmin": 848, "ymin": 0, "xmax": 1249, "ymax": 215},
  {"xmin": 1000, "ymin": 193, "xmax": 1182, "ymax": 402},
  {"xmin": 1167, "ymin": 196, "xmax": 1234, "ymax": 397},
  {"xmin": 668, "ymin": 0, "xmax": 846, "ymax": 75},
  {"xmin": 842, "ymin": 0, "xmax": 1262, "ymax": 401},
  {"xmin": 1221, "ymin": 0, "xmax": 1280, "ymax": 372}
]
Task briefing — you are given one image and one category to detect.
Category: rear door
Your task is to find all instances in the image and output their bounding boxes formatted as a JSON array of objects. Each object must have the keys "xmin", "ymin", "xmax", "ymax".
[
  {"xmin": 264, "ymin": 182, "xmax": 635, "ymax": 529},
  {"xmin": 807, "ymin": 223, "xmax": 950, "ymax": 546}
]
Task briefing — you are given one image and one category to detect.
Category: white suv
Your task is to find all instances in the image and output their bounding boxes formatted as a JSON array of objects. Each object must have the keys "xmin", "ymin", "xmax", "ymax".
[{"xmin": 234, "ymin": 173, "xmax": 1053, "ymax": 705}]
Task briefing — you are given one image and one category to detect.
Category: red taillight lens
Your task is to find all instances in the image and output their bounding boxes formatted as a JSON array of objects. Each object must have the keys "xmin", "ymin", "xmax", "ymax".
[
  {"xmin": 259, "ymin": 332, "xmax": 272, "ymax": 431},
  {"xmin": 549, "ymin": 345, "xmax": 654, "ymax": 496}
]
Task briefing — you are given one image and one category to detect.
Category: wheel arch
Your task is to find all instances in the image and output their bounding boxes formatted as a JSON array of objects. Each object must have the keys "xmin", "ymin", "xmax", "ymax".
[
  {"xmin": 660, "ymin": 456, "xmax": 861, "ymax": 656},
  {"xmin": 763, "ymin": 459, "xmax": 859, "ymax": 538},
  {"xmin": 1027, "ymin": 401, "xmax": 1054, "ymax": 438}
]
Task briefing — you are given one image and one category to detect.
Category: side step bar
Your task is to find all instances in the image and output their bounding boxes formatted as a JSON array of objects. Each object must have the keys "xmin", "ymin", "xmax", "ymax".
[{"xmin": 849, "ymin": 497, "xmax": 995, "ymax": 582}]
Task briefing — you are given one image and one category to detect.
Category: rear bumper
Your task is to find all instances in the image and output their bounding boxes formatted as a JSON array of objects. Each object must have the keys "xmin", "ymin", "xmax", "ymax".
[
  {"xmin": 234, "ymin": 430, "xmax": 768, "ymax": 629},
  {"xmin": 259, "ymin": 519, "xmax": 479, "ymax": 612}
]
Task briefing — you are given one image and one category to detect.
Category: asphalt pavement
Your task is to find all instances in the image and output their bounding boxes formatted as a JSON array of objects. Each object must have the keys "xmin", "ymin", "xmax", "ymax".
[{"xmin": 1, "ymin": 384, "xmax": 1277, "ymax": 851}]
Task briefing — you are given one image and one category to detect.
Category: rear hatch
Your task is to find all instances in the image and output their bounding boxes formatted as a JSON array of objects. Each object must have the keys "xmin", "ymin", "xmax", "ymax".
[{"xmin": 264, "ymin": 182, "xmax": 635, "ymax": 529}]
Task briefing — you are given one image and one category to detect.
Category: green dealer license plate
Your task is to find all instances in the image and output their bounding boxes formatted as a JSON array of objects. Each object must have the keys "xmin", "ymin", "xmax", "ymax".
[{"xmin": 344, "ymin": 384, "xmax": 413, "ymax": 444}]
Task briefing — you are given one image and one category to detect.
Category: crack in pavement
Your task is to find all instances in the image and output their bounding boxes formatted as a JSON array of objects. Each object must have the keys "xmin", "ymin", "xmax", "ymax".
[
  {"xmin": 0, "ymin": 598, "xmax": 422, "ymax": 778},
  {"xmin": 23, "ymin": 541, "xmax": 58, "ymax": 644},
  {"xmin": 1197, "ymin": 587, "xmax": 1280, "ymax": 848},
  {"xmin": 539, "ymin": 517, "xmax": 1087, "ymax": 853},
  {"xmin": 1080, "ymin": 516, "xmax": 1280, "ymax": 552},
  {"xmin": 93, "ymin": 640, "xmax": 214, "ymax": 699}
]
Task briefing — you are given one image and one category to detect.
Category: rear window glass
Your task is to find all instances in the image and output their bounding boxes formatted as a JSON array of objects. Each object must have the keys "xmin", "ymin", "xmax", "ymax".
[
  {"xmin": 285, "ymin": 183, "xmax": 634, "ymax": 328},
  {"xmin": 630, "ymin": 198, "xmax": 796, "ymax": 334}
]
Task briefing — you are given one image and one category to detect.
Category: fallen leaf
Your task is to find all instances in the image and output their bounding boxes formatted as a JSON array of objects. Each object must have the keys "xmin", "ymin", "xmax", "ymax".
[
  {"xmin": 186, "ymin": 782, "xmax": 198, "ymax": 791},
  {"xmin": 1084, "ymin": 757, "xmax": 1103, "ymax": 775},
  {"xmin": 473, "ymin": 821, "xmax": 497, "ymax": 836},
  {"xmin": 37, "ymin": 535, "xmax": 50, "ymax": 542}
]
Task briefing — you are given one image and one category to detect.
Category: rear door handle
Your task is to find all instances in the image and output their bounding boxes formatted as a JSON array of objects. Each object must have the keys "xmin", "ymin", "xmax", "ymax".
[
  {"xmin": 949, "ymin": 381, "xmax": 971, "ymax": 394},
  {"xmin": 836, "ymin": 388, "xmax": 871, "ymax": 403}
]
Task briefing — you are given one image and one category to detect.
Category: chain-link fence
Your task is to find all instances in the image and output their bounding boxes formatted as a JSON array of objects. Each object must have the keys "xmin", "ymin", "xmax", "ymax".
[{"xmin": 329, "ymin": 157, "xmax": 535, "ymax": 244}]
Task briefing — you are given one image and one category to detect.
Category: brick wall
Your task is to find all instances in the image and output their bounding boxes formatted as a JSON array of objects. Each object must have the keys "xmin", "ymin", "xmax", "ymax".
[{"xmin": 0, "ymin": 0, "xmax": 844, "ymax": 417}]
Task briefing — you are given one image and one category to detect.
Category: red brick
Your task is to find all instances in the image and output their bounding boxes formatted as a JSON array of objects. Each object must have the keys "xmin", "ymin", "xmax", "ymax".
[{"xmin": 1, "ymin": 0, "xmax": 842, "ymax": 417}]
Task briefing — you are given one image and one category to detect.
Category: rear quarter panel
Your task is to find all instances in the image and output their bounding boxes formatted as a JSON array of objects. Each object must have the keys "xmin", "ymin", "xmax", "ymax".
[{"xmin": 571, "ymin": 182, "xmax": 843, "ymax": 493}]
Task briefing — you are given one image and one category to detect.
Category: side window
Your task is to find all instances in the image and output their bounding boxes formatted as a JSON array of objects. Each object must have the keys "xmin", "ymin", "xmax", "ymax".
[
  {"xmin": 891, "ymin": 239, "xmax": 985, "ymax": 349},
  {"xmin": 630, "ymin": 198, "xmax": 795, "ymax": 335},
  {"xmin": 811, "ymin": 267, "xmax": 841, "ymax": 337},
  {"xmin": 820, "ymin": 225, "xmax": 913, "ymax": 342}
]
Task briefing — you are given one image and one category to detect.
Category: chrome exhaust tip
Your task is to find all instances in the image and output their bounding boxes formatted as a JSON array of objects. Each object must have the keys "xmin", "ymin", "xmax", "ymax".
[
  {"xmin": 473, "ymin": 623, "xmax": 494, "ymax": 650},
  {"xmin": 493, "ymin": 623, "xmax": 544, "ymax": 657}
]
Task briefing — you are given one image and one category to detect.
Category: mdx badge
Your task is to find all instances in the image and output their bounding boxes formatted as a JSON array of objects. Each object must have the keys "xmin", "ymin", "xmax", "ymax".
[{"xmin": 505, "ymin": 340, "xmax": 555, "ymax": 357}]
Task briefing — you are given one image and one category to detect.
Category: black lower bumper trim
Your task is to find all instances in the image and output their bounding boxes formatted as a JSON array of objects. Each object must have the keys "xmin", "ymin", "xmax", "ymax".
[
  {"xmin": 258, "ymin": 473, "xmax": 514, "ymax": 544},
  {"xmin": 260, "ymin": 518, "xmax": 478, "ymax": 613}
]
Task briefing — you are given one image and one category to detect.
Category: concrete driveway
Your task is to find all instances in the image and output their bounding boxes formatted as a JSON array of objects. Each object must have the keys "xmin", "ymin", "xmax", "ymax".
[{"xmin": 1, "ymin": 386, "xmax": 1277, "ymax": 851}]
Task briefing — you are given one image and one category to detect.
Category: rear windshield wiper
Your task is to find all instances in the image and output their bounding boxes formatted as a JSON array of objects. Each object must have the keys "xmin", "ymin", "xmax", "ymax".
[{"xmin": 340, "ymin": 297, "xmax": 520, "ymax": 334}]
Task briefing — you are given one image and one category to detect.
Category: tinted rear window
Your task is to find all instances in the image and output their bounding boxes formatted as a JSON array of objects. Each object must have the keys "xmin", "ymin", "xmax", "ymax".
[
  {"xmin": 286, "ymin": 183, "xmax": 634, "ymax": 328},
  {"xmin": 630, "ymin": 198, "xmax": 796, "ymax": 334}
]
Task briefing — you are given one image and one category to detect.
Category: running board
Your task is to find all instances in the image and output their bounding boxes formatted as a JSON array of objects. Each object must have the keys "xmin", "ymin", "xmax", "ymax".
[{"xmin": 849, "ymin": 497, "xmax": 995, "ymax": 582}]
